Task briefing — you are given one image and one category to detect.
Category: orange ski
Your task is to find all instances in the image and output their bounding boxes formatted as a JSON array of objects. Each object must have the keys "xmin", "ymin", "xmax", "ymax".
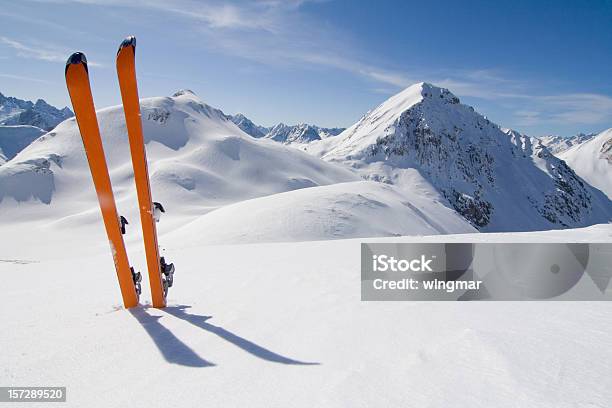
[
  {"xmin": 65, "ymin": 52, "xmax": 140, "ymax": 308},
  {"xmin": 116, "ymin": 36, "xmax": 169, "ymax": 308}
]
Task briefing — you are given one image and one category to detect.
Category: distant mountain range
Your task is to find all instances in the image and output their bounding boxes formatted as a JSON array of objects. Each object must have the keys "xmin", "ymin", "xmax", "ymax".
[
  {"xmin": 0, "ymin": 92, "xmax": 73, "ymax": 131},
  {"xmin": 227, "ymin": 113, "xmax": 344, "ymax": 144},
  {"xmin": 536, "ymin": 132, "xmax": 598, "ymax": 154},
  {"xmin": 1, "ymin": 86, "xmax": 610, "ymax": 236},
  {"xmin": 0, "ymin": 89, "xmax": 474, "ymax": 241}
]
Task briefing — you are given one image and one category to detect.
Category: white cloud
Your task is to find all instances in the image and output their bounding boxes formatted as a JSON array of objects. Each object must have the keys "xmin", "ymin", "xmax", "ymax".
[
  {"xmin": 0, "ymin": 36, "xmax": 66, "ymax": 63},
  {"xmin": 0, "ymin": 36, "xmax": 104, "ymax": 67},
  {"xmin": 16, "ymin": 0, "xmax": 612, "ymax": 130},
  {"xmin": 0, "ymin": 73, "xmax": 55, "ymax": 84}
]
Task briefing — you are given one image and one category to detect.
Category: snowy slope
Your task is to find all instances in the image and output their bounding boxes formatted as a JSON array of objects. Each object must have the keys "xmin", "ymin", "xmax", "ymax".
[
  {"xmin": 0, "ymin": 90, "xmax": 358, "ymax": 229},
  {"xmin": 0, "ymin": 89, "xmax": 479, "ymax": 242},
  {"xmin": 0, "ymin": 125, "xmax": 45, "ymax": 165},
  {"xmin": 1, "ymin": 223, "xmax": 612, "ymax": 407},
  {"xmin": 306, "ymin": 83, "xmax": 612, "ymax": 232},
  {"xmin": 166, "ymin": 180, "xmax": 476, "ymax": 245},
  {"xmin": 557, "ymin": 128, "xmax": 612, "ymax": 199}
]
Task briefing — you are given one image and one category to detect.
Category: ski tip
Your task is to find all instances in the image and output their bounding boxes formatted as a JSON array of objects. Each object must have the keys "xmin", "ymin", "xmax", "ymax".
[
  {"xmin": 65, "ymin": 52, "xmax": 88, "ymax": 76},
  {"xmin": 117, "ymin": 36, "xmax": 136, "ymax": 55}
]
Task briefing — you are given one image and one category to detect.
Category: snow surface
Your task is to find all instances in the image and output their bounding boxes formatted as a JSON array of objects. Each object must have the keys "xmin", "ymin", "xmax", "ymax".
[
  {"xmin": 0, "ymin": 125, "xmax": 45, "ymax": 165},
  {"xmin": 1, "ymin": 86, "xmax": 612, "ymax": 407},
  {"xmin": 557, "ymin": 128, "xmax": 612, "ymax": 199},
  {"xmin": 166, "ymin": 180, "xmax": 476, "ymax": 245},
  {"xmin": 1, "ymin": 223, "xmax": 612, "ymax": 407}
]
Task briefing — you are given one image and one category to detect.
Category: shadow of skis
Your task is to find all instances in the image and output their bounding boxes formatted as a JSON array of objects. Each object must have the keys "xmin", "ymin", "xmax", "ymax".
[
  {"xmin": 164, "ymin": 305, "xmax": 319, "ymax": 366},
  {"xmin": 129, "ymin": 308, "xmax": 215, "ymax": 367}
]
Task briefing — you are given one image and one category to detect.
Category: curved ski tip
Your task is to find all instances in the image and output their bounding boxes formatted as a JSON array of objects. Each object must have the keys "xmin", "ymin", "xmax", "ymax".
[
  {"xmin": 118, "ymin": 35, "xmax": 136, "ymax": 54},
  {"xmin": 65, "ymin": 52, "xmax": 88, "ymax": 75}
]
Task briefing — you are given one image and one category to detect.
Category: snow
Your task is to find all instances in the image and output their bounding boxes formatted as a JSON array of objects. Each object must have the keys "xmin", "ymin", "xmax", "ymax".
[
  {"xmin": 227, "ymin": 113, "xmax": 268, "ymax": 138},
  {"xmin": 0, "ymin": 90, "xmax": 358, "ymax": 228},
  {"xmin": 238, "ymin": 119, "xmax": 345, "ymax": 144},
  {"xmin": 0, "ymin": 89, "xmax": 476, "ymax": 241},
  {"xmin": 0, "ymin": 125, "xmax": 45, "ymax": 165},
  {"xmin": 557, "ymin": 128, "xmax": 612, "ymax": 199},
  {"xmin": 0, "ymin": 91, "xmax": 73, "ymax": 130},
  {"xmin": 306, "ymin": 82, "xmax": 427, "ymax": 158},
  {"xmin": 1, "ymin": 223, "xmax": 612, "ymax": 407},
  {"xmin": 305, "ymin": 83, "xmax": 612, "ymax": 232},
  {"xmin": 1, "ymin": 86, "xmax": 611, "ymax": 407},
  {"xmin": 537, "ymin": 132, "xmax": 598, "ymax": 154},
  {"xmin": 166, "ymin": 180, "xmax": 475, "ymax": 245}
]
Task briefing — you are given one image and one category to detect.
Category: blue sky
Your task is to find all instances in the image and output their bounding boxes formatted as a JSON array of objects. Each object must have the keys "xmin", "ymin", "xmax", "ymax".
[{"xmin": 1, "ymin": 0, "xmax": 611, "ymax": 136}]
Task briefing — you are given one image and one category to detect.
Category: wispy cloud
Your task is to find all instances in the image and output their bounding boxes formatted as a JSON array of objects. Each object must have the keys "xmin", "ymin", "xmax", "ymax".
[
  {"xmin": 514, "ymin": 93, "xmax": 612, "ymax": 127},
  {"xmin": 0, "ymin": 36, "xmax": 104, "ymax": 67},
  {"xmin": 0, "ymin": 10, "xmax": 96, "ymax": 37},
  {"xmin": 17, "ymin": 0, "xmax": 612, "ymax": 130},
  {"xmin": 0, "ymin": 73, "xmax": 55, "ymax": 84},
  {"xmin": 0, "ymin": 36, "xmax": 66, "ymax": 63}
]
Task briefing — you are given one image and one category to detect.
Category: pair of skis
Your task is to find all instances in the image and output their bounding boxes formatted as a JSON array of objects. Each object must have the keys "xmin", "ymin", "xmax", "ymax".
[{"xmin": 65, "ymin": 36, "xmax": 173, "ymax": 308}]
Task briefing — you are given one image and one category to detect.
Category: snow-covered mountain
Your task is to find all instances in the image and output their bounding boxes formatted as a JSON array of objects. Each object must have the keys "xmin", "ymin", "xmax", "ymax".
[
  {"xmin": 0, "ymin": 89, "xmax": 354, "ymax": 213},
  {"xmin": 317, "ymin": 127, "xmax": 345, "ymax": 138},
  {"xmin": 228, "ymin": 113, "xmax": 345, "ymax": 144},
  {"xmin": 0, "ymin": 125, "xmax": 45, "ymax": 165},
  {"xmin": 227, "ymin": 113, "xmax": 269, "ymax": 138},
  {"xmin": 0, "ymin": 89, "xmax": 474, "ymax": 240},
  {"xmin": 537, "ymin": 132, "xmax": 598, "ymax": 154},
  {"xmin": 266, "ymin": 122, "xmax": 320, "ymax": 144},
  {"xmin": 0, "ymin": 91, "xmax": 73, "ymax": 131},
  {"xmin": 306, "ymin": 82, "xmax": 612, "ymax": 232},
  {"xmin": 556, "ymin": 128, "xmax": 612, "ymax": 199},
  {"xmin": 264, "ymin": 122, "xmax": 344, "ymax": 144}
]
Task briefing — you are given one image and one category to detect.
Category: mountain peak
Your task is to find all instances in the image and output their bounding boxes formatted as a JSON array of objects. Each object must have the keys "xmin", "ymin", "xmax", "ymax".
[
  {"xmin": 310, "ymin": 83, "xmax": 612, "ymax": 231},
  {"xmin": 0, "ymin": 92, "xmax": 73, "ymax": 131},
  {"xmin": 420, "ymin": 82, "xmax": 460, "ymax": 104},
  {"xmin": 227, "ymin": 113, "xmax": 268, "ymax": 138},
  {"xmin": 172, "ymin": 89, "xmax": 197, "ymax": 97}
]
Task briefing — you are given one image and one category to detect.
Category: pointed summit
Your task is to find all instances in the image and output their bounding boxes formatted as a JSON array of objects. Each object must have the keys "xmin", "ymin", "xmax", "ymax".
[
  {"xmin": 172, "ymin": 89, "xmax": 196, "ymax": 97},
  {"xmin": 307, "ymin": 82, "xmax": 612, "ymax": 232}
]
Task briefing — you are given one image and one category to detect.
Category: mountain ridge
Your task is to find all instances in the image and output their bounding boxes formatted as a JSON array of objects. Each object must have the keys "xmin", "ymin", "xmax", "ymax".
[
  {"xmin": 227, "ymin": 113, "xmax": 344, "ymax": 143},
  {"xmin": 304, "ymin": 82, "xmax": 612, "ymax": 232},
  {"xmin": 0, "ymin": 91, "xmax": 73, "ymax": 131},
  {"xmin": 0, "ymin": 89, "xmax": 475, "ymax": 240}
]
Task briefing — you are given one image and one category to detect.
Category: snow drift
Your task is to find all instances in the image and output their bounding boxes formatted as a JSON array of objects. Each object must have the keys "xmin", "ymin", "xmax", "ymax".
[
  {"xmin": 0, "ymin": 125, "xmax": 45, "ymax": 165},
  {"xmin": 166, "ymin": 180, "xmax": 476, "ymax": 245}
]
